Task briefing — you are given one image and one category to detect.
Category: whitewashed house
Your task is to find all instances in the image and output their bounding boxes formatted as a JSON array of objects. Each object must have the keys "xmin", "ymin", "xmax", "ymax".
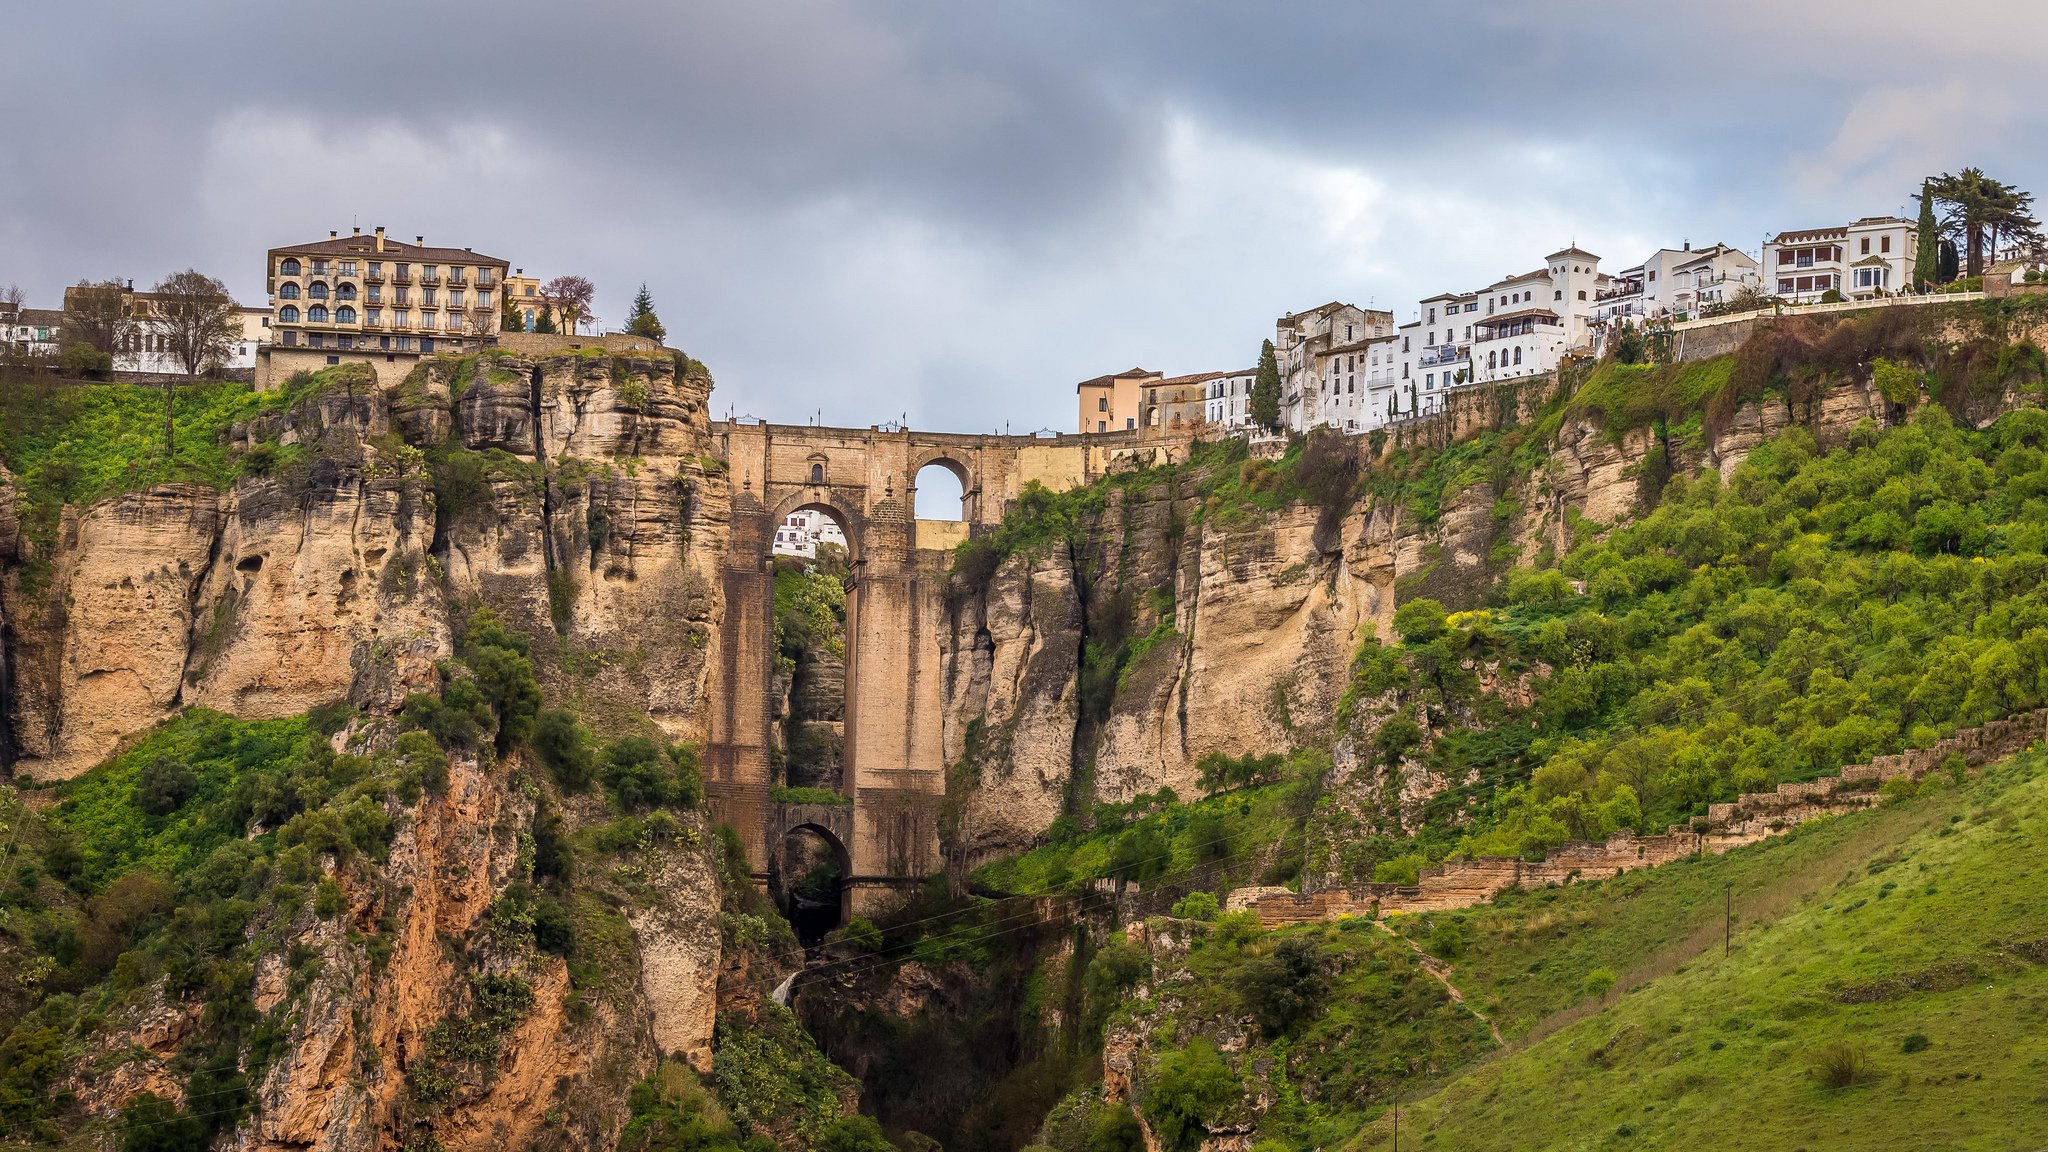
[
  {"xmin": 1763, "ymin": 217, "xmax": 1916, "ymax": 302},
  {"xmin": 772, "ymin": 509, "xmax": 849, "ymax": 559},
  {"xmin": 1200, "ymin": 369, "xmax": 1259, "ymax": 430},
  {"xmin": 1472, "ymin": 246, "xmax": 1602, "ymax": 385}
]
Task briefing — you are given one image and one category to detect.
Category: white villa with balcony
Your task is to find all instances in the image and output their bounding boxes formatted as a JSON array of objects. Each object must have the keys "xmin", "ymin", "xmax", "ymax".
[
  {"xmin": 1470, "ymin": 246, "xmax": 1602, "ymax": 386},
  {"xmin": 1763, "ymin": 217, "xmax": 1917, "ymax": 303}
]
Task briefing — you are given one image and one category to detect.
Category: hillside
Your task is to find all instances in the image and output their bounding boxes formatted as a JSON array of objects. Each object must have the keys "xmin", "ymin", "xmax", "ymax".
[{"xmin": 1347, "ymin": 749, "xmax": 2048, "ymax": 1151}]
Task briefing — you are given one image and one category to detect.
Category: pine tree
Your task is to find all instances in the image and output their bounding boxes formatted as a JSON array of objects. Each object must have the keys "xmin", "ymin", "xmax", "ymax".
[
  {"xmin": 624, "ymin": 283, "xmax": 666, "ymax": 344},
  {"xmin": 535, "ymin": 303, "xmax": 558, "ymax": 335},
  {"xmin": 1915, "ymin": 179, "xmax": 1940, "ymax": 290},
  {"xmin": 1250, "ymin": 339, "xmax": 1282, "ymax": 430}
]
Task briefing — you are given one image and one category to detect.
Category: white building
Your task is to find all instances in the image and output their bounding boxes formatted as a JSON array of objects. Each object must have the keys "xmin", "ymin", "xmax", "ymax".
[
  {"xmin": 1471, "ymin": 246, "xmax": 1603, "ymax": 386},
  {"xmin": 773, "ymin": 509, "xmax": 849, "ymax": 559},
  {"xmin": 116, "ymin": 305, "xmax": 270, "ymax": 374},
  {"xmin": 1391, "ymin": 291, "xmax": 1479, "ymax": 420},
  {"xmin": 1, "ymin": 306, "xmax": 61, "ymax": 357},
  {"xmin": 1763, "ymin": 217, "xmax": 1917, "ymax": 303},
  {"xmin": 1273, "ymin": 302, "xmax": 1395, "ymax": 433},
  {"xmin": 1199, "ymin": 369, "xmax": 1259, "ymax": 430}
]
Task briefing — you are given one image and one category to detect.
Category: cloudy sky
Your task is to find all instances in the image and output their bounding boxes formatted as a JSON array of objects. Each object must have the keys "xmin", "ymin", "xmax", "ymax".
[{"xmin": 3, "ymin": 2, "xmax": 2044, "ymax": 434}]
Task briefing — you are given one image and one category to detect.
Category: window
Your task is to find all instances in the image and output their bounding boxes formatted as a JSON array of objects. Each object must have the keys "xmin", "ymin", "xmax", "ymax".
[
  {"xmin": 1513, "ymin": 347, "xmax": 1522, "ymax": 365},
  {"xmin": 1860, "ymin": 238, "xmax": 1870, "ymax": 254},
  {"xmin": 308, "ymin": 304, "xmax": 328, "ymax": 322},
  {"xmin": 1555, "ymin": 290, "xmax": 1563, "ymax": 300},
  {"xmin": 369, "ymin": 262, "xmax": 382, "ymax": 278},
  {"xmin": 451, "ymin": 267, "xmax": 466, "ymax": 284},
  {"xmin": 279, "ymin": 258, "xmax": 301, "ymax": 276},
  {"xmin": 810, "ymin": 463, "xmax": 825, "ymax": 483},
  {"xmin": 367, "ymin": 308, "xmax": 381, "ymax": 325},
  {"xmin": 397, "ymin": 288, "xmax": 410, "ymax": 304},
  {"xmin": 1125, "ymin": 418, "xmax": 1134, "ymax": 429},
  {"xmin": 340, "ymin": 261, "xmax": 357, "ymax": 276},
  {"xmin": 1097, "ymin": 420, "xmax": 1106, "ymax": 432},
  {"xmin": 478, "ymin": 291, "xmax": 491, "ymax": 309},
  {"xmin": 396, "ymin": 263, "xmax": 410, "ymax": 279},
  {"xmin": 1578, "ymin": 290, "xmax": 1587, "ymax": 300},
  {"xmin": 1649, "ymin": 270, "xmax": 1657, "ymax": 282},
  {"xmin": 336, "ymin": 306, "xmax": 357, "ymax": 324},
  {"xmin": 336, "ymin": 283, "xmax": 356, "ymax": 301},
  {"xmin": 450, "ymin": 289, "xmax": 465, "ymax": 309},
  {"xmin": 326, "ymin": 355, "xmax": 340, "ymax": 365},
  {"xmin": 1779, "ymin": 278, "xmax": 1794, "ymax": 293},
  {"xmin": 367, "ymin": 286, "xmax": 381, "ymax": 303},
  {"xmin": 1881, "ymin": 235, "xmax": 1892, "ymax": 253},
  {"xmin": 1098, "ymin": 397, "xmax": 1107, "ymax": 412},
  {"xmin": 1488, "ymin": 351, "xmax": 1496, "ymax": 369},
  {"xmin": 308, "ymin": 281, "xmax": 328, "ymax": 300},
  {"xmin": 424, "ymin": 288, "xmax": 437, "ymax": 306},
  {"xmin": 1426, "ymin": 331, "xmax": 1434, "ymax": 345},
  {"xmin": 281, "ymin": 330, "xmax": 298, "ymax": 346},
  {"xmin": 280, "ymin": 282, "xmax": 300, "ymax": 300},
  {"xmin": 312, "ymin": 259, "xmax": 328, "ymax": 275}
]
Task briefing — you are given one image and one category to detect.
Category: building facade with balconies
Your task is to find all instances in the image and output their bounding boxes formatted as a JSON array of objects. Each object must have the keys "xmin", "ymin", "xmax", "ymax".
[
  {"xmin": 1471, "ymin": 246, "xmax": 1602, "ymax": 385},
  {"xmin": 257, "ymin": 226, "xmax": 510, "ymax": 389},
  {"xmin": 1763, "ymin": 217, "xmax": 1915, "ymax": 303},
  {"xmin": 1273, "ymin": 301, "xmax": 1395, "ymax": 433}
]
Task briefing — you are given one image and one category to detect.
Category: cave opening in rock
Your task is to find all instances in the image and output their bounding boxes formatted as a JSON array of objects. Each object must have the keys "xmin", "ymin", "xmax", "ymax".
[{"xmin": 771, "ymin": 825, "xmax": 848, "ymax": 946}]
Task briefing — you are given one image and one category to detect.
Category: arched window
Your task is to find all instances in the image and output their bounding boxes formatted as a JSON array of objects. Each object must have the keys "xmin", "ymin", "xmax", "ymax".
[
  {"xmin": 336, "ymin": 283, "xmax": 357, "ymax": 301},
  {"xmin": 915, "ymin": 462, "xmax": 967, "ymax": 520},
  {"xmin": 279, "ymin": 282, "xmax": 300, "ymax": 300},
  {"xmin": 1488, "ymin": 351, "xmax": 1496, "ymax": 369},
  {"xmin": 279, "ymin": 305, "xmax": 300, "ymax": 323},
  {"xmin": 280, "ymin": 258, "xmax": 301, "ymax": 276},
  {"xmin": 308, "ymin": 281, "xmax": 329, "ymax": 300},
  {"xmin": 1513, "ymin": 346, "xmax": 1523, "ymax": 365},
  {"xmin": 810, "ymin": 462, "xmax": 825, "ymax": 484},
  {"xmin": 336, "ymin": 306, "xmax": 357, "ymax": 325},
  {"xmin": 309, "ymin": 304, "xmax": 328, "ymax": 323}
]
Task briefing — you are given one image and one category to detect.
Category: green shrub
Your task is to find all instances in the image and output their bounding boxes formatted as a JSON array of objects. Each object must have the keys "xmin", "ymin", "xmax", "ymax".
[
  {"xmin": 533, "ymin": 709, "xmax": 597, "ymax": 792},
  {"xmin": 1146, "ymin": 1040, "xmax": 1234, "ymax": 1151},
  {"xmin": 1583, "ymin": 967, "xmax": 1618, "ymax": 996},
  {"xmin": 1808, "ymin": 1041, "xmax": 1869, "ymax": 1089},
  {"xmin": 118, "ymin": 1091, "xmax": 205, "ymax": 1152},
  {"xmin": 532, "ymin": 897, "xmax": 576, "ymax": 957},
  {"xmin": 1900, "ymin": 1032, "xmax": 1931, "ymax": 1054},
  {"xmin": 1237, "ymin": 935, "xmax": 1328, "ymax": 1037},
  {"xmin": 133, "ymin": 756, "xmax": 199, "ymax": 817},
  {"xmin": 1427, "ymin": 918, "xmax": 1465, "ymax": 961},
  {"xmin": 1171, "ymin": 891, "xmax": 1220, "ymax": 922}
]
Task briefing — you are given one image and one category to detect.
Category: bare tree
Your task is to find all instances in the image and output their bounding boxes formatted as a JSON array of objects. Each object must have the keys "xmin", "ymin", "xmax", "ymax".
[
  {"xmin": 61, "ymin": 279, "xmax": 136, "ymax": 359},
  {"xmin": 145, "ymin": 270, "xmax": 238, "ymax": 454},
  {"xmin": 148, "ymin": 269, "xmax": 238, "ymax": 377},
  {"xmin": 541, "ymin": 275, "xmax": 596, "ymax": 335},
  {"xmin": 0, "ymin": 283, "xmax": 23, "ymax": 319}
]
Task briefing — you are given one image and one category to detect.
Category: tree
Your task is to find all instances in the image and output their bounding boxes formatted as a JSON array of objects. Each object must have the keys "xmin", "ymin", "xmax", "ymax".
[
  {"xmin": 1250, "ymin": 338, "xmax": 1281, "ymax": 429},
  {"xmin": 1915, "ymin": 178, "xmax": 1940, "ymax": 289},
  {"xmin": 624, "ymin": 283, "xmax": 666, "ymax": 344},
  {"xmin": 500, "ymin": 289, "xmax": 524, "ymax": 333},
  {"xmin": 61, "ymin": 279, "xmax": 135, "ymax": 362},
  {"xmin": 1938, "ymin": 238, "xmax": 1960, "ymax": 284},
  {"xmin": 1927, "ymin": 168, "xmax": 2041, "ymax": 278},
  {"xmin": 542, "ymin": 275, "xmax": 596, "ymax": 335},
  {"xmin": 147, "ymin": 270, "xmax": 237, "ymax": 377},
  {"xmin": 534, "ymin": 302, "xmax": 558, "ymax": 334}
]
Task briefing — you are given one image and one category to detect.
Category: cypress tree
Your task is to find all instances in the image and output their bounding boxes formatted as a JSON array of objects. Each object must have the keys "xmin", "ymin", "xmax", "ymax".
[
  {"xmin": 1250, "ymin": 339, "xmax": 1282, "ymax": 430},
  {"xmin": 535, "ymin": 303, "xmax": 558, "ymax": 334},
  {"xmin": 624, "ymin": 283, "xmax": 667, "ymax": 343},
  {"xmin": 1915, "ymin": 179, "xmax": 1940, "ymax": 290}
]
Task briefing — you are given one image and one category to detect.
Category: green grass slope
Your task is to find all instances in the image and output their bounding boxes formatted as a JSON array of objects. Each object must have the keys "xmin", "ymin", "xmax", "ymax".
[{"xmin": 1344, "ymin": 750, "xmax": 2048, "ymax": 1152}]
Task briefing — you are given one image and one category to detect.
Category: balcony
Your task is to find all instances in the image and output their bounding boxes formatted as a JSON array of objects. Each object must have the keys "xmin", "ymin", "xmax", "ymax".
[
  {"xmin": 1419, "ymin": 344, "xmax": 1467, "ymax": 367},
  {"xmin": 418, "ymin": 271, "xmax": 441, "ymax": 286},
  {"xmin": 364, "ymin": 268, "xmax": 385, "ymax": 283},
  {"xmin": 392, "ymin": 270, "xmax": 412, "ymax": 284}
]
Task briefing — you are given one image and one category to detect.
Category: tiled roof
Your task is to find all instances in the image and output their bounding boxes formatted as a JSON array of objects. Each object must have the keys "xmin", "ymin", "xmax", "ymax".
[
  {"xmin": 1157, "ymin": 369, "xmax": 1256, "ymax": 386},
  {"xmin": 271, "ymin": 235, "xmax": 509, "ymax": 266},
  {"xmin": 17, "ymin": 308, "xmax": 61, "ymax": 326}
]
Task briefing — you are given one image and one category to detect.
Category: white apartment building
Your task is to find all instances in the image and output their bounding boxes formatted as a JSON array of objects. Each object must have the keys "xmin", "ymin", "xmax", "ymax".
[
  {"xmin": 1273, "ymin": 302, "xmax": 1395, "ymax": 433},
  {"xmin": 1392, "ymin": 291, "xmax": 1479, "ymax": 420},
  {"xmin": 772, "ymin": 509, "xmax": 849, "ymax": 559},
  {"xmin": 1471, "ymin": 246, "xmax": 1602, "ymax": 385},
  {"xmin": 1200, "ymin": 369, "xmax": 1259, "ymax": 430},
  {"xmin": 1592, "ymin": 242, "xmax": 1760, "ymax": 353},
  {"xmin": 1361, "ymin": 332, "xmax": 1402, "ymax": 426},
  {"xmin": 1763, "ymin": 217, "xmax": 1917, "ymax": 303}
]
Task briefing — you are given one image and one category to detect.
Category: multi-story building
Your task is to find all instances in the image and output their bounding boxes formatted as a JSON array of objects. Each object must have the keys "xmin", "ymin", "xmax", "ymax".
[
  {"xmin": 1392, "ymin": 291, "xmax": 1479, "ymax": 420},
  {"xmin": 1, "ymin": 305, "xmax": 61, "ymax": 358},
  {"xmin": 1763, "ymin": 217, "xmax": 1916, "ymax": 303},
  {"xmin": 504, "ymin": 269, "xmax": 543, "ymax": 331},
  {"xmin": 1145, "ymin": 373, "xmax": 1216, "ymax": 430},
  {"xmin": 1076, "ymin": 367, "xmax": 1160, "ymax": 434},
  {"xmin": 1200, "ymin": 369, "xmax": 1259, "ymax": 430},
  {"xmin": 1273, "ymin": 302, "xmax": 1395, "ymax": 432},
  {"xmin": 1471, "ymin": 246, "xmax": 1603, "ymax": 386},
  {"xmin": 772, "ymin": 509, "xmax": 849, "ymax": 559},
  {"xmin": 257, "ymin": 226, "xmax": 510, "ymax": 388}
]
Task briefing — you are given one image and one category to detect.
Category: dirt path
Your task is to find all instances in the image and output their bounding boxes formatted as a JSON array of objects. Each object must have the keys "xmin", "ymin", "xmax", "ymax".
[{"xmin": 1377, "ymin": 920, "xmax": 1503, "ymax": 1046}]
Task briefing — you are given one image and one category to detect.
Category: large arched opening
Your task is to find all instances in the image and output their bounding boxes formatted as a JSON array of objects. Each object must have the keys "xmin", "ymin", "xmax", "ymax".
[
  {"xmin": 913, "ymin": 458, "xmax": 970, "ymax": 521},
  {"xmin": 767, "ymin": 501, "xmax": 857, "ymax": 805},
  {"xmin": 769, "ymin": 823, "xmax": 851, "ymax": 945}
]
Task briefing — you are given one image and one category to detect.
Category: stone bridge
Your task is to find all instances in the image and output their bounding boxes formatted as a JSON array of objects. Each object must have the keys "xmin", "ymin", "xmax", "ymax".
[{"xmin": 703, "ymin": 420, "xmax": 1175, "ymax": 915}]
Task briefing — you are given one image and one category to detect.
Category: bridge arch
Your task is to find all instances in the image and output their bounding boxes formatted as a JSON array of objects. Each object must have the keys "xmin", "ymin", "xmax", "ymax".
[
  {"xmin": 909, "ymin": 451, "xmax": 976, "ymax": 522},
  {"xmin": 767, "ymin": 492, "xmax": 864, "ymax": 566},
  {"xmin": 768, "ymin": 811, "xmax": 854, "ymax": 942}
]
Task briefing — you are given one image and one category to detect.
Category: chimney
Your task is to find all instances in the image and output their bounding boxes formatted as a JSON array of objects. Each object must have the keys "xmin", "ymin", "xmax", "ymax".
[
  {"xmin": 1684, "ymin": 239, "xmax": 1691, "ymax": 251},
  {"xmin": 416, "ymin": 236, "xmax": 424, "ymax": 246},
  {"xmin": 374, "ymin": 226, "xmax": 385, "ymax": 253},
  {"xmin": 352, "ymin": 226, "xmax": 361, "ymax": 236},
  {"xmin": 330, "ymin": 230, "xmax": 338, "ymax": 239}
]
